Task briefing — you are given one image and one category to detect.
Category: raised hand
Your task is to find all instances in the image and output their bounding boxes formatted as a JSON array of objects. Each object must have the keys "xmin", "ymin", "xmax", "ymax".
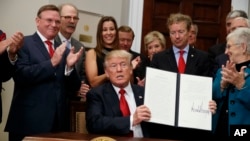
[
  {"xmin": 66, "ymin": 46, "xmax": 84, "ymax": 68},
  {"xmin": 51, "ymin": 42, "xmax": 67, "ymax": 67},
  {"xmin": 131, "ymin": 56, "xmax": 141, "ymax": 69},
  {"xmin": 220, "ymin": 60, "xmax": 246, "ymax": 89}
]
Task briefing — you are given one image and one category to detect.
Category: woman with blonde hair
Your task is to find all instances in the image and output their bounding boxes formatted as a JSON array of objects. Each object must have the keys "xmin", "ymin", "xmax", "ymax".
[{"xmin": 144, "ymin": 30, "xmax": 166, "ymax": 62}]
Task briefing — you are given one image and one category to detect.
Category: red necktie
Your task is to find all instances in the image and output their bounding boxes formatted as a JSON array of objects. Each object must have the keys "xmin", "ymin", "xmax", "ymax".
[
  {"xmin": 119, "ymin": 88, "xmax": 133, "ymax": 137},
  {"xmin": 178, "ymin": 50, "xmax": 186, "ymax": 73},
  {"xmin": 119, "ymin": 89, "xmax": 130, "ymax": 116},
  {"xmin": 45, "ymin": 40, "xmax": 54, "ymax": 58}
]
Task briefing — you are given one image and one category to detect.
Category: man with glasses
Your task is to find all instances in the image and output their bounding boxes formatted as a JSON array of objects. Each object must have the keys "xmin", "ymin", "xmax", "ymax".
[
  {"xmin": 149, "ymin": 13, "xmax": 213, "ymax": 140},
  {"xmin": 5, "ymin": 4, "xmax": 83, "ymax": 141},
  {"xmin": 55, "ymin": 3, "xmax": 90, "ymax": 101},
  {"xmin": 214, "ymin": 17, "xmax": 250, "ymax": 76}
]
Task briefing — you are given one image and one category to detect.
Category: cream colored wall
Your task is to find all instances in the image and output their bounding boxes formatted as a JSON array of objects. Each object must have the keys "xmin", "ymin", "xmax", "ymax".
[{"xmin": 232, "ymin": 0, "xmax": 249, "ymax": 13}]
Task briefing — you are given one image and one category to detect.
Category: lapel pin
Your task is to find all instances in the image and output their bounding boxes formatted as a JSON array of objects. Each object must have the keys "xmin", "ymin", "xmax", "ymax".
[
  {"xmin": 139, "ymin": 96, "xmax": 143, "ymax": 99},
  {"xmin": 191, "ymin": 54, "xmax": 194, "ymax": 57}
]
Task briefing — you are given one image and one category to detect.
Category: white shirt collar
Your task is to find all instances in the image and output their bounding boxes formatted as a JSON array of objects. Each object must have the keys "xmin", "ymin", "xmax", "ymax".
[
  {"xmin": 58, "ymin": 32, "xmax": 71, "ymax": 43},
  {"xmin": 36, "ymin": 30, "xmax": 54, "ymax": 43},
  {"xmin": 173, "ymin": 45, "xmax": 190, "ymax": 54},
  {"xmin": 112, "ymin": 83, "xmax": 133, "ymax": 97}
]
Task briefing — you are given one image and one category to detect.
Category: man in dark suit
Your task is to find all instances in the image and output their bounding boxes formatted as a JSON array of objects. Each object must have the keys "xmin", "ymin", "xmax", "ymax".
[
  {"xmin": 55, "ymin": 3, "xmax": 90, "ymax": 131},
  {"xmin": 5, "ymin": 4, "xmax": 83, "ymax": 141},
  {"xmin": 208, "ymin": 10, "xmax": 248, "ymax": 59},
  {"xmin": 55, "ymin": 3, "xmax": 90, "ymax": 101},
  {"xmin": 118, "ymin": 25, "xmax": 148, "ymax": 85},
  {"xmin": 0, "ymin": 30, "xmax": 23, "ymax": 124},
  {"xmin": 208, "ymin": 10, "xmax": 248, "ymax": 77},
  {"xmin": 213, "ymin": 16, "xmax": 250, "ymax": 76},
  {"xmin": 151, "ymin": 13, "xmax": 212, "ymax": 77},
  {"xmin": 86, "ymin": 49, "xmax": 151, "ymax": 138},
  {"xmin": 149, "ymin": 13, "xmax": 213, "ymax": 140}
]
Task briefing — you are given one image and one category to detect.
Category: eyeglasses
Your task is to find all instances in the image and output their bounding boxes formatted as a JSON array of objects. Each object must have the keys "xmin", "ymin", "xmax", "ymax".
[
  {"xmin": 226, "ymin": 43, "xmax": 240, "ymax": 49},
  {"xmin": 61, "ymin": 16, "xmax": 79, "ymax": 21}
]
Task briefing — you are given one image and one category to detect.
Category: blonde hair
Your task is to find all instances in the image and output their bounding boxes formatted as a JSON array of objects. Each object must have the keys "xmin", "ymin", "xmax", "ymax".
[
  {"xmin": 167, "ymin": 13, "xmax": 192, "ymax": 31},
  {"xmin": 104, "ymin": 49, "xmax": 132, "ymax": 68},
  {"xmin": 144, "ymin": 31, "xmax": 166, "ymax": 51}
]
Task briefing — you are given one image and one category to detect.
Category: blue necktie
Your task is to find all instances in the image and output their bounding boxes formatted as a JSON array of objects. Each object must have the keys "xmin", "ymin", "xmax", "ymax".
[{"xmin": 64, "ymin": 40, "xmax": 71, "ymax": 49}]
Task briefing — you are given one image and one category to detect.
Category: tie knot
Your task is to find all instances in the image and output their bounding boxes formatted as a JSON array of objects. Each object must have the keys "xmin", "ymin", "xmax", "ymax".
[
  {"xmin": 64, "ymin": 40, "xmax": 71, "ymax": 49},
  {"xmin": 179, "ymin": 50, "xmax": 185, "ymax": 55},
  {"xmin": 119, "ymin": 89, "xmax": 126, "ymax": 95},
  {"xmin": 45, "ymin": 40, "xmax": 52, "ymax": 46}
]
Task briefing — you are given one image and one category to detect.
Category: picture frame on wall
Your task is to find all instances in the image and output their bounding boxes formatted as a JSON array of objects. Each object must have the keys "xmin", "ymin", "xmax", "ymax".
[{"xmin": 73, "ymin": 10, "xmax": 103, "ymax": 48}]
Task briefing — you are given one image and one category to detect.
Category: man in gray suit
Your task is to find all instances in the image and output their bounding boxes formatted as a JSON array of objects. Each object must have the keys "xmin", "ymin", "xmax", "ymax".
[{"xmin": 55, "ymin": 3, "xmax": 90, "ymax": 100}]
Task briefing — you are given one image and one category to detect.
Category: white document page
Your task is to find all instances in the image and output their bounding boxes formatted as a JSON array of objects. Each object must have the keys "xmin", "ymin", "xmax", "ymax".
[
  {"xmin": 144, "ymin": 67, "xmax": 177, "ymax": 126},
  {"xmin": 178, "ymin": 74, "xmax": 212, "ymax": 131}
]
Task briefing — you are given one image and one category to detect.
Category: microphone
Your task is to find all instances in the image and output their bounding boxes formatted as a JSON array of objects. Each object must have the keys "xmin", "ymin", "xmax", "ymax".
[{"xmin": 0, "ymin": 30, "xmax": 6, "ymax": 41}]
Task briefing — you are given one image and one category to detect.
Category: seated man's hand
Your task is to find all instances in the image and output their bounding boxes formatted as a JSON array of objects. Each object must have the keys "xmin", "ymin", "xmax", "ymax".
[{"xmin": 132, "ymin": 105, "xmax": 151, "ymax": 126}]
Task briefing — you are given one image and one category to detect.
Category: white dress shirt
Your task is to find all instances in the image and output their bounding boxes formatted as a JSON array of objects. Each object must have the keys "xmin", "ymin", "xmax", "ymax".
[{"xmin": 113, "ymin": 83, "xmax": 143, "ymax": 138}]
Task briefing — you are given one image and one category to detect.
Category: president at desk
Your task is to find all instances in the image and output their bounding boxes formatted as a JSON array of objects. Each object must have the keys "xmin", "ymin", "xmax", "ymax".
[{"xmin": 85, "ymin": 50, "xmax": 151, "ymax": 137}]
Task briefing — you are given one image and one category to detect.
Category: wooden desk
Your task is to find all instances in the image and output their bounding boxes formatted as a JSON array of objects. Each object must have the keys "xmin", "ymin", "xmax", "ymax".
[{"xmin": 23, "ymin": 132, "xmax": 180, "ymax": 141}]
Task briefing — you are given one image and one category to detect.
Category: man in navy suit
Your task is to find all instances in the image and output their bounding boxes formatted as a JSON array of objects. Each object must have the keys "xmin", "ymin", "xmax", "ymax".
[
  {"xmin": 149, "ymin": 13, "xmax": 213, "ymax": 140},
  {"xmin": 213, "ymin": 17, "xmax": 250, "ymax": 77},
  {"xmin": 0, "ymin": 30, "xmax": 23, "ymax": 124},
  {"xmin": 150, "ymin": 13, "xmax": 212, "ymax": 77},
  {"xmin": 86, "ymin": 49, "xmax": 151, "ymax": 138},
  {"xmin": 5, "ymin": 4, "xmax": 83, "ymax": 141},
  {"xmin": 208, "ymin": 10, "xmax": 248, "ymax": 60},
  {"xmin": 208, "ymin": 10, "xmax": 248, "ymax": 77}
]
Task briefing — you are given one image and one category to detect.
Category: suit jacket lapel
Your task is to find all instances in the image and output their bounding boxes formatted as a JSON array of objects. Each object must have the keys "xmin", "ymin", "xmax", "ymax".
[
  {"xmin": 104, "ymin": 82, "xmax": 122, "ymax": 116},
  {"xmin": 33, "ymin": 33, "xmax": 61, "ymax": 59},
  {"xmin": 33, "ymin": 33, "xmax": 51, "ymax": 59},
  {"xmin": 131, "ymin": 85, "xmax": 144, "ymax": 106},
  {"xmin": 166, "ymin": 48, "xmax": 179, "ymax": 72},
  {"xmin": 185, "ymin": 47, "xmax": 197, "ymax": 73}
]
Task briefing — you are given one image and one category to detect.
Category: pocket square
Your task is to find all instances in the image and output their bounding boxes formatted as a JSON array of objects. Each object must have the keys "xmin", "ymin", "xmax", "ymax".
[{"xmin": 139, "ymin": 96, "xmax": 143, "ymax": 99}]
